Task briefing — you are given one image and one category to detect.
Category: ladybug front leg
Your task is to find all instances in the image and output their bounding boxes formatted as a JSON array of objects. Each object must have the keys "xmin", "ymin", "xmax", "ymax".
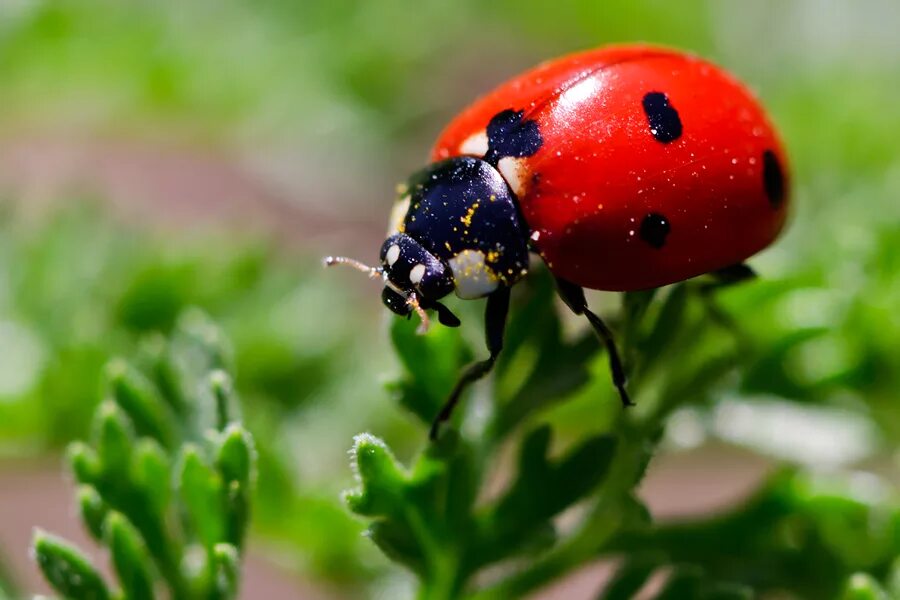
[
  {"xmin": 554, "ymin": 277, "xmax": 633, "ymax": 408},
  {"xmin": 429, "ymin": 286, "xmax": 511, "ymax": 440},
  {"xmin": 696, "ymin": 263, "xmax": 757, "ymax": 349},
  {"xmin": 702, "ymin": 263, "xmax": 757, "ymax": 291}
]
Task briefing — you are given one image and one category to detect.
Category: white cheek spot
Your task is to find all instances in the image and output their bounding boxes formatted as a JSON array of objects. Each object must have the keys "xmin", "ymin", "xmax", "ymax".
[
  {"xmin": 497, "ymin": 156, "xmax": 527, "ymax": 197},
  {"xmin": 387, "ymin": 195, "xmax": 411, "ymax": 235},
  {"xmin": 449, "ymin": 250, "xmax": 499, "ymax": 299},
  {"xmin": 409, "ymin": 263, "xmax": 426, "ymax": 285},
  {"xmin": 459, "ymin": 131, "xmax": 489, "ymax": 157},
  {"xmin": 386, "ymin": 244, "xmax": 400, "ymax": 266}
]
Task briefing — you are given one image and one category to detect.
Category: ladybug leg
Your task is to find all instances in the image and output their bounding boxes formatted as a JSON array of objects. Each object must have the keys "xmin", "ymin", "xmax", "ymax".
[
  {"xmin": 429, "ymin": 286, "xmax": 511, "ymax": 440},
  {"xmin": 697, "ymin": 263, "xmax": 757, "ymax": 344},
  {"xmin": 703, "ymin": 263, "xmax": 757, "ymax": 290},
  {"xmin": 554, "ymin": 278, "xmax": 633, "ymax": 408}
]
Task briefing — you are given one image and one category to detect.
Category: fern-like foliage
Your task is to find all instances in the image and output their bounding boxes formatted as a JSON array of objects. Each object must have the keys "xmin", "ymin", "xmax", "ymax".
[
  {"xmin": 346, "ymin": 269, "xmax": 900, "ymax": 599},
  {"xmin": 32, "ymin": 311, "xmax": 257, "ymax": 600}
]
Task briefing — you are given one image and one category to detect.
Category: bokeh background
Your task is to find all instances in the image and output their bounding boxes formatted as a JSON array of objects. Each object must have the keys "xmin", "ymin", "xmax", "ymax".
[{"xmin": 1, "ymin": 0, "xmax": 899, "ymax": 597}]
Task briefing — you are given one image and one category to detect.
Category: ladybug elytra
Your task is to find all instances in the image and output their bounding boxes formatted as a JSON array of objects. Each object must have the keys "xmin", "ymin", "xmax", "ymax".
[{"xmin": 326, "ymin": 44, "xmax": 790, "ymax": 438}]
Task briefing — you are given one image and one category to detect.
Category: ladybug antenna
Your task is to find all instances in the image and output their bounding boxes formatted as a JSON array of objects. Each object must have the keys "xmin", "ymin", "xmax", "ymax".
[
  {"xmin": 323, "ymin": 255, "xmax": 383, "ymax": 279},
  {"xmin": 407, "ymin": 292, "xmax": 431, "ymax": 335}
]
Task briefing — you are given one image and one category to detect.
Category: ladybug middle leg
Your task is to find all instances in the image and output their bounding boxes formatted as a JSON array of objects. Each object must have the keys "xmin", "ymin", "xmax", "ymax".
[
  {"xmin": 429, "ymin": 286, "xmax": 511, "ymax": 440},
  {"xmin": 702, "ymin": 263, "xmax": 757, "ymax": 290},
  {"xmin": 554, "ymin": 277, "xmax": 633, "ymax": 408},
  {"xmin": 696, "ymin": 263, "xmax": 757, "ymax": 346}
]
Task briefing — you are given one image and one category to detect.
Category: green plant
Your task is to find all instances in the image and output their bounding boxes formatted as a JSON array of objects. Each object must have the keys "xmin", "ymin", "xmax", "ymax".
[
  {"xmin": 32, "ymin": 311, "xmax": 257, "ymax": 600},
  {"xmin": 0, "ymin": 551, "xmax": 17, "ymax": 600},
  {"xmin": 0, "ymin": 203, "xmax": 385, "ymax": 586},
  {"xmin": 345, "ymin": 269, "xmax": 900, "ymax": 599}
]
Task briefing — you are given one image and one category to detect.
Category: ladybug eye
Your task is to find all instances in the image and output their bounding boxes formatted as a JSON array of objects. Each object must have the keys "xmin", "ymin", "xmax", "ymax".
[{"xmin": 381, "ymin": 287, "xmax": 412, "ymax": 316}]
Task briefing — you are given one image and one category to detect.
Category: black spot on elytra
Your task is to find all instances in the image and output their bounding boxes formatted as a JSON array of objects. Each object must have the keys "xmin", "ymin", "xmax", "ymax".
[
  {"xmin": 762, "ymin": 150, "xmax": 785, "ymax": 208},
  {"xmin": 484, "ymin": 109, "xmax": 543, "ymax": 166},
  {"xmin": 642, "ymin": 92, "xmax": 682, "ymax": 143},
  {"xmin": 639, "ymin": 213, "xmax": 670, "ymax": 249}
]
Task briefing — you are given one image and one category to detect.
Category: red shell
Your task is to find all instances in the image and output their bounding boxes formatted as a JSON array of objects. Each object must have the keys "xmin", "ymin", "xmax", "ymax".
[{"xmin": 432, "ymin": 45, "xmax": 789, "ymax": 291}]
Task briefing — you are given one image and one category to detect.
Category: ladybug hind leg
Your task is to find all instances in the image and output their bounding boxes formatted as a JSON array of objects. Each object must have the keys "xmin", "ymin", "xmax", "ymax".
[
  {"xmin": 429, "ymin": 286, "xmax": 511, "ymax": 440},
  {"xmin": 696, "ymin": 262, "xmax": 757, "ymax": 351},
  {"xmin": 554, "ymin": 277, "xmax": 633, "ymax": 408},
  {"xmin": 702, "ymin": 263, "xmax": 757, "ymax": 290}
]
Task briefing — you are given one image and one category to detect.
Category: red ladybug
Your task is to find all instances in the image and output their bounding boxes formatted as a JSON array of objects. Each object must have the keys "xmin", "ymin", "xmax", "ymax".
[{"xmin": 327, "ymin": 44, "xmax": 789, "ymax": 438}]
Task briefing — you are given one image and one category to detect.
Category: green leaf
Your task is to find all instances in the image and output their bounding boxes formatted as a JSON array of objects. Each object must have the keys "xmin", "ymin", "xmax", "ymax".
[
  {"xmin": 654, "ymin": 566, "xmax": 703, "ymax": 600},
  {"xmin": 388, "ymin": 316, "xmax": 472, "ymax": 424},
  {"xmin": 209, "ymin": 370, "xmax": 238, "ymax": 431},
  {"xmin": 33, "ymin": 315, "xmax": 257, "ymax": 599},
  {"xmin": 175, "ymin": 309, "xmax": 234, "ymax": 376},
  {"xmin": 178, "ymin": 444, "xmax": 226, "ymax": 550},
  {"xmin": 215, "ymin": 425, "xmax": 257, "ymax": 548},
  {"xmin": 106, "ymin": 512, "xmax": 156, "ymax": 600},
  {"xmin": 622, "ymin": 288, "xmax": 658, "ymax": 349},
  {"xmin": 344, "ymin": 433, "xmax": 408, "ymax": 516},
  {"xmin": 215, "ymin": 425, "xmax": 255, "ymax": 489},
  {"xmin": 140, "ymin": 332, "xmax": 188, "ymax": 416},
  {"xmin": 841, "ymin": 573, "xmax": 889, "ymax": 600},
  {"xmin": 598, "ymin": 556, "xmax": 661, "ymax": 600},
  {"xmin": 366, "ymin": 520, "xmax": 427, "ymax": 576},
  {"xmin": 67, "ymin": 441, "xmax": 101, "ymax": 485},
  {"xmin": 93, "ymin": 402, "xmax": 135, "ymax": 477},
  {"xmin": 497, "ymin": 425, "xmax": 616, "ymax": 523},
  {"xmin": 490, "ymin": 271, "xmax": 600, "ymax": 436},
  {"xmin": 701, "ymin": 583, "xmax": 754, "ymax": 600},
  {"xmin": 639, "ymin": 283, "xmax": 689, "ymax": 374},
  {"xmin": 33, "ymin": 530, "xmax": 110, "ymax": 600},
  {"xmin": 476, "ymin": 426, "xmax": 617, "ymax": 565},
  {"xmin": 212, "ymin": 544, "xmax": 240, "ymax": 600},
  {"xmin": 887, "ymin": 556, "xmax": 900, "ymax": 598},
  {"xmin": 410, "ymin": 432, "xmax": 478, "ymax": 528},
  {"xmin": 131, "ymin": 439, "xmax": 171, "ymax": 515},
  {"xmin": 106, "ymin": 359, "xmax": 177, "ymax": 448},
  {"xmin": 76, "ymin": 485, "xmax": 108, "ymax": 541}
]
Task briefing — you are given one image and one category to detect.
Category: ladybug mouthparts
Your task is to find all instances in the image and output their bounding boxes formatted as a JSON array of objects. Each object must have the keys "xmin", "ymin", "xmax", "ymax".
[{"xmin": 323, "ymin": 232, "xmax": 461, "ymax": 334}]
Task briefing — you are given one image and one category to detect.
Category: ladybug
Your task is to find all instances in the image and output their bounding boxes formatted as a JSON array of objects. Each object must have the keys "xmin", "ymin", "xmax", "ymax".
[{"xmin": 327, "ymin": 44, "xmax": 789, "ymax": 438}]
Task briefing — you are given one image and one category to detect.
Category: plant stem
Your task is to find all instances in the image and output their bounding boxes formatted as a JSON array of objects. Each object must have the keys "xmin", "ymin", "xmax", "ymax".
[
  {"xmin": 471, "ymin": 421, "xmax": 647, "ymax": 599},
  {"xmin": 406, "ymin": 504, "xmax": 463, "ymax": 600}
]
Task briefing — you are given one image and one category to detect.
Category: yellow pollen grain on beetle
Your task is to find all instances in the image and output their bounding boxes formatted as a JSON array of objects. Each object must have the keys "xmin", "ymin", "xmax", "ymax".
[{"xmin": 460, "ymin": 201, "xmax": 480, "ymax": 228}]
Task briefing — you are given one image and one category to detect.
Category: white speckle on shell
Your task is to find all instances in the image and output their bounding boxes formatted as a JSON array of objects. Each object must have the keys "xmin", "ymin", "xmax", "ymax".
[
  {"xmin": 530, "ymin": 230, "xmax": 541, "ymax": 241},
  {"xmin": 409, "ymin": 263, "xmax": 426, "ymax": 284},
  {"xmin": 459, "ymin": 131, "xmax": 489, "ymax": 157},
  {"xmin": 385, "ymin": 244, "xmax": 400, "ymax": 266}
]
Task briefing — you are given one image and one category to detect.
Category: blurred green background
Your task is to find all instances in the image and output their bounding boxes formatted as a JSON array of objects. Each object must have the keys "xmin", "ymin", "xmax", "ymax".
[{"xmin": 0, "ymin": 0, "xmax": 898, "ymax": 598}]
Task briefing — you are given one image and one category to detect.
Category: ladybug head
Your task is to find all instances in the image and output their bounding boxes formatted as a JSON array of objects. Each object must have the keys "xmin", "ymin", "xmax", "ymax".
[
  {"xmin": 377, "ymin": 233, "xmax": 459, "ymax": 330},
  {"xmin": 324, "ymin": 233, "xmax": 460, "ymax": 333},
  {"xmin": 379, "ymin": 234, "xmax": 454, "ymax": 301}
]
